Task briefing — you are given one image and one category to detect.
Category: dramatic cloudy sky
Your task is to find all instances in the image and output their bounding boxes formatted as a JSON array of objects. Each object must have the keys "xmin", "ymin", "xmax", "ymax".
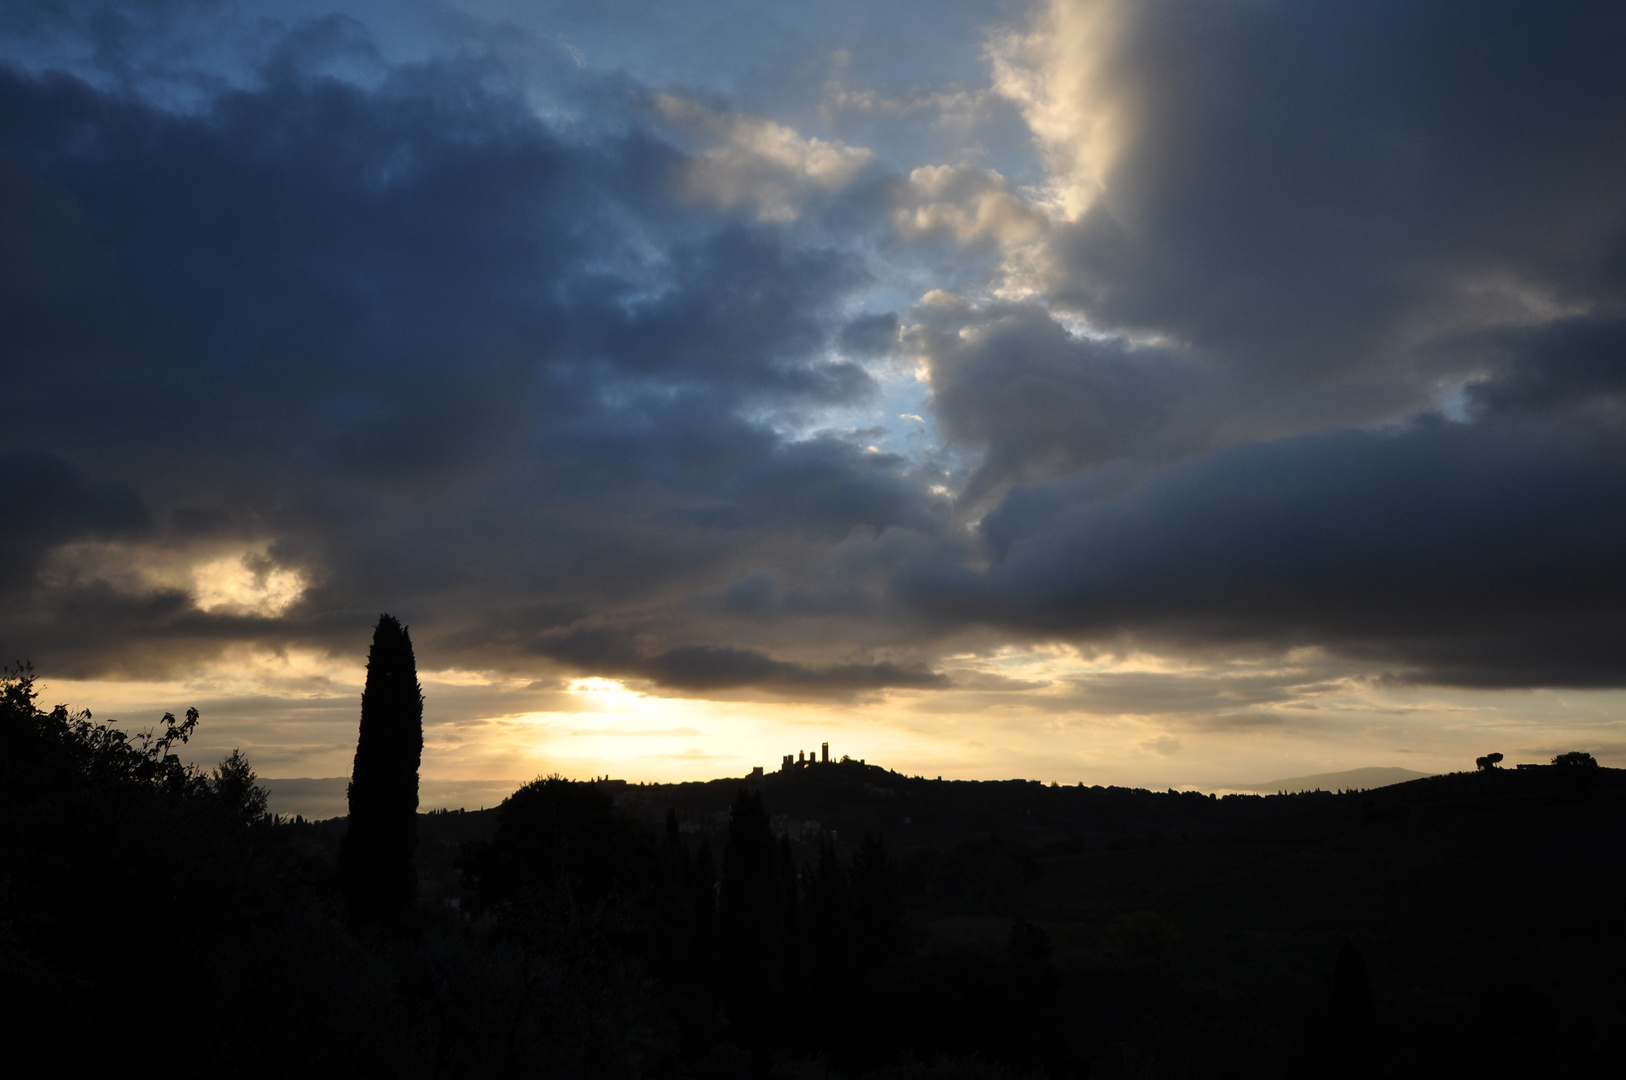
[{"xmin": 4, "ymin": 0, "xmax": 1624, "ymax": 794}]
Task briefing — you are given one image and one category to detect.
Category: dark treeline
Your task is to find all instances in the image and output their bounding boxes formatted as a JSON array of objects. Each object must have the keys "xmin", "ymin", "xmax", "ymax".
[
  {"xmin": 454, "ymin": 780, "xmax": 952, "ymax": 1074},
  {"xmin": 606, "ymin": 766, "xmax": 1288, "ymax": 862},
  {"xmin": 6, "ymin": 657, "xmax": 1625, "ymax": 1078}
]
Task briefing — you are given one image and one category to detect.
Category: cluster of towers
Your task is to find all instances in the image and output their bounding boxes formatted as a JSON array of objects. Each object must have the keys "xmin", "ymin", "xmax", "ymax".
[{"xmin": 781, "ymin": 742, "xmax": 830, "ymax": 771}]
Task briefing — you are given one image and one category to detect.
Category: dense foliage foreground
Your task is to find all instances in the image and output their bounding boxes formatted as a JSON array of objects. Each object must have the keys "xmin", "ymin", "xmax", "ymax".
[{"xmin": 4, "ymin": 667, "xmax": 1623, "ymax": 1078}]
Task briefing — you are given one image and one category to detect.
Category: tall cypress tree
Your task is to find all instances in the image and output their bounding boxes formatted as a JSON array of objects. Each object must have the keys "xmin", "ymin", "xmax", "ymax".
[{"xmin": 340, "ymin": 614, "xmax": 424, "ymax": 928}]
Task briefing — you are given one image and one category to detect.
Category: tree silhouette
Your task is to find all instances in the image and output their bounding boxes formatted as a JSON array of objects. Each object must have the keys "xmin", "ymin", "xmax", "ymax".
[
  {"xmin": 1007, "ymin": 917, "xmax": 1061, "ymax": 1071},
  {"xmin": 460, "ymin": 775, "xmax": 654, "ymax": 914},
  {"xmin": 852, "ymin": 831, "xmax": 907, "ymax": 964},
  {"xmin": 777, "ymin": 835, "xmax": 806, "ymax": 1044},
  {"xmin": 340, "ymin": 614, "xmax": 424, "ymax": 928},
  {"xmin": 1552, "ymin": 751, "xmax": 1598, "ymax": 767},
  {"xmin": 688, "ymin": 836, "xmax": 718, "ymax": 981},
  {"xmin": 1476, "ymin": 752, "xmax": 1504, "ymax": 771},
  {"xmin": 211, "ymin": 747, "xmax": 269, "ymax": 825},
  {"xmin": 1007, "ymin": 916, "xmax": 1052, "ymax": 968},
  {"xmin": 1317, "ymin": 939, "xmax": 1379, "ymax": 1078},
  {"xmin": 805, "ymin": 834, "xmax": 858, "ymax": 1035},
  {"xmin": 717, "ymin": 788, "xmax": 783, "ymax": 1057}
]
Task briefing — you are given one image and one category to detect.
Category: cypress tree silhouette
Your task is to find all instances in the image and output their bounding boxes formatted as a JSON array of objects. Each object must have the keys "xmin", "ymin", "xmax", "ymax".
[
  {"xmin": 717, "ymin": 788, "xmax": 783, "ymax": 1059},
  {"xmin": 1304, "ymin": 939, "xmax": 1379, "ymax": 1078},
  {"xmin": 340, "ymin": 614, "xmax": 424, "ymax": 928},
  {"xmin": 852, "ymin": 831, "xmax": 906, "ymax": 964},
  {"xmin": 777, "ymin": 835, "xmax": 806, "ymax": 1045},
  {"xmin": 689, "ymin": 836, "xmax": 718, "ymax": 994},
  {"xmin": 805, "ymin": 835, "xmax": 858, "ymax": 1043}
]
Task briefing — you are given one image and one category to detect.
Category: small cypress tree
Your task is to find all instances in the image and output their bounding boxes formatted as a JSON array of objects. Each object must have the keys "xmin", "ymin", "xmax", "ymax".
[
  {"xmin": 806, "ymin": 834, "xmax": 855, "ymax": 993},
  {"xmin": 689, "ymin": 836, "xmax": 718, "ymax": 992},
  {"xmin": 717, "ymin": 788, "xmax": 783, "ymax": 1057},
  {"xmin": 852, "ymin": 831, "xmax": 906, "ymax": 964},
  {"xmin": 340, "ymin": 614, "xmax": 424, "ymax": 928},
  {"xmin": 777, "ymin": 835, "xmax": 805, "ymax": 1042}
]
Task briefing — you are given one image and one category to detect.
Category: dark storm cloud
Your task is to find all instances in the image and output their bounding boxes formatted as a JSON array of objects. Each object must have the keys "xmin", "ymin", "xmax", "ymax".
[
  {"xmin": 526, "ymin": 625, "xmax": 944, "ymax": 696},
  {"xmin": 0, "ymin": 450, "xmax": 149, "ymax": 591},
  {"xmin": 696, "ymin": 437, "xmax": 947, "ymax": 538},
  {"xmin": 925, "ymin": 2, "xmax": 1626, "ymax": 500},
  {"xmin": 5, "ymin": 1, "xmax": 1626, "ymax": 702},
  {"xmin": 902, "ymin": 405, "xmax": 1626, "ymax": 687},
  {"xmin": 1462, "ymin": 317, "xmax": 1626, "ymax": 419},
  {"xmin": 916, "ymin": 299, "xmax": 1197, "ymax": 502},
  {"xmin": 0, "ymin": 11, "xmax": 952, "ymax": 687},
  {"xmin": 1049, "ymin": 1, "xmax": 1626, "ymax": 378},
  {"xmin": 639, "ymin": 645, "xmax": 944, "ymax": 694}
]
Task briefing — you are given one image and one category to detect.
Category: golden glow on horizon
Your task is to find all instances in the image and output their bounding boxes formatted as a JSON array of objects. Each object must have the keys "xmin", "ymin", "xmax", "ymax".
[{"xmin": 33, "ymin": 644, "xmax": 1626, "ymax": 798}]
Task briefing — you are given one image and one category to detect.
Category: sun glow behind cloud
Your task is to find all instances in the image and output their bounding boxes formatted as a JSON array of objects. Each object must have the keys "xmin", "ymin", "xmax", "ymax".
[
  {"xmin": 427, "ymin": 674, "xmax": 917, "ymax": 785},
  {"xmin": 40, "ymin": 542, "xmax": 307, "ymax": 618},
  {"xmin": 192, "ymin": 549, "xmax": 306, "ymax": 616}
]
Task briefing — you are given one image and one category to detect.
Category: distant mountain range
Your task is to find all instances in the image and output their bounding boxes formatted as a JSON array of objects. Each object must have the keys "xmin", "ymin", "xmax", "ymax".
[{"xmin": 1230, "ymin": 766, "xmax": 1434, "ymax": 793}]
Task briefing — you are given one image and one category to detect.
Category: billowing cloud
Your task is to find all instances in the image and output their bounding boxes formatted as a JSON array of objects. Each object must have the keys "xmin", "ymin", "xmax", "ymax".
[
  {"xmin": 903, "ymin": 405, "xmax": 1626, "ymax": 687},
  {"xmin": 894, "ymin": 165, "xmax": 1048, "ymax": 248},
  {"xmin": 1014, "ymin": 0, "xmax": 1626, "ymax": 381},
  {"xmin": 908, "ymin": 296, "xmax": 1197, "ymax": 504},
  {"xmin": 987, "ymin": 0, "xmax": 1128, "ymax": 220}
]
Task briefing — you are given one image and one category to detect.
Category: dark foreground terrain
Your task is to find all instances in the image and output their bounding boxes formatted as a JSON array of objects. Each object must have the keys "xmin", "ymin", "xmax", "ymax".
[{"xmin": 5, "ymin": 672, "xmax": 1621, "ymax": 1077}]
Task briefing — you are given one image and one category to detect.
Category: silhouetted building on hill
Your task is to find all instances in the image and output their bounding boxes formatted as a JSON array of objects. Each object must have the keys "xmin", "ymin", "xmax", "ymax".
[{"xmin": 781, "ymin": 742, "xmax": 842, "ymax": 771}]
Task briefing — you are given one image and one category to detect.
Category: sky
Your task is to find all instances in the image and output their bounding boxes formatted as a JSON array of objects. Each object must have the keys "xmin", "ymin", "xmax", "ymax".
[{"xmin": 3, "ymin": 0, "xmax": 1625, "ymax": 797}]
